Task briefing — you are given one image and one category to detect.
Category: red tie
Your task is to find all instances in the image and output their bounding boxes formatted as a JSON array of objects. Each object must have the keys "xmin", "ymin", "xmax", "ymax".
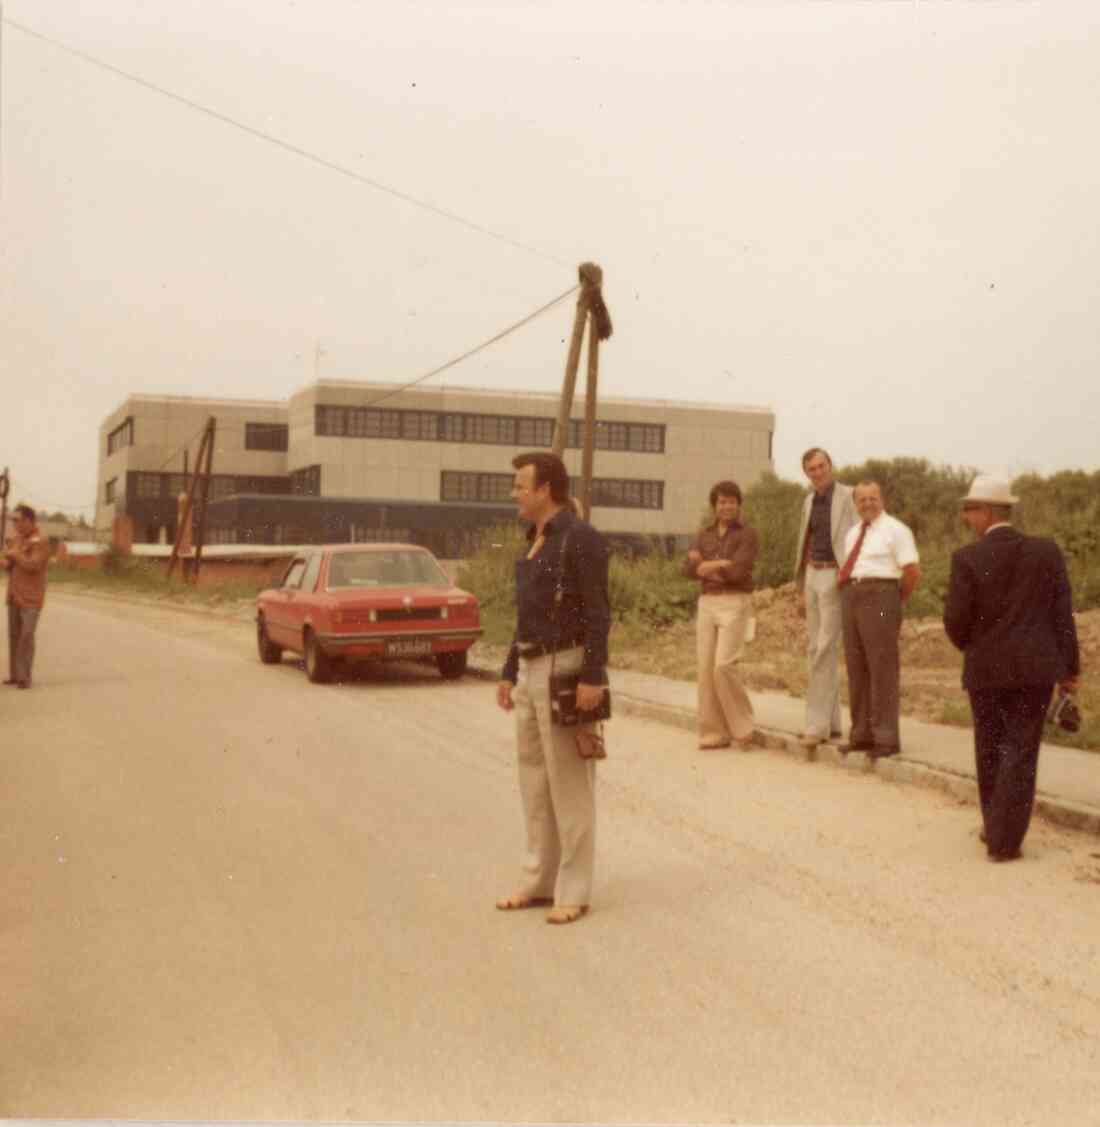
[{"xmin": 837, "ymin": 522, "xmax": 870, "ymax": 587}]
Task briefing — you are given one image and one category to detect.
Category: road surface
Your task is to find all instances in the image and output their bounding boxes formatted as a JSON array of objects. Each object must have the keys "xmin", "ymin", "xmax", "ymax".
[{"xmin": 3, "ymin": 592, "xmax": 1099, "ymax": 1123}]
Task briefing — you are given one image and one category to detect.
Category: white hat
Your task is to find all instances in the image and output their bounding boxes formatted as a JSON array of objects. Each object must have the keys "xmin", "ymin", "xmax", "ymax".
[{"xmin": 961, "ymin": 474, "xmax": 1018, "ymax": 506}]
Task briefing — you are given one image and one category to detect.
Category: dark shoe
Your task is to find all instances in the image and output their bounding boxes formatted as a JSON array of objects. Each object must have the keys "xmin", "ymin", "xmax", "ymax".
[
  {"xmin": 988, "ymin": 847, "xmax": 1022, "ymax": 863},
  {"xmin": 16, "ymin": 680, "xmax": 29, "ymax": 690},
  {"xmin": 838, "ymin": 741, "xmax": 874, "ymax": 755},
  {"xmin": 869, "ymin": 745, "xmax": 900, "ymax": 759},
  {"xmin": 3, "ymin": 678, "xmax": 17, "ymax": 685}
]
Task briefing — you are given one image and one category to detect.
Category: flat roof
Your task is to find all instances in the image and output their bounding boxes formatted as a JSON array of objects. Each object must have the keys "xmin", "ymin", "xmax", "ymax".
[{"xmin": 297, "ymin": 378, "xmax": 775, "ymax": 417}]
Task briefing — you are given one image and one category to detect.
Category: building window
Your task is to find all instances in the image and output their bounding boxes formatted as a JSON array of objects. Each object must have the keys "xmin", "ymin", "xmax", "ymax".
[
  {"xmin": 135, "ymin": 473, "xmax": 163, "ymax": 499},
  {"xmin": 291, "ymin": 465, "xmax": 321, "ymax": 497},
  {"xmin": 106, "ymin": 417, "xmax": 134, "ymax": 456},
  {"xmin": 105, "ymin": 477, "xmax": 118, "ymax": 504},
  {"xmin": 315, "ymin": 405, "xmax": 347, "ymax": 436},
  {"xmin": 245, "ymin": 422, "xmax": 289, "ymax": 451},
  {"xmin": 441, "ymin": 471, "xmax": 663, "ymax": 510},
  {"xmin": 588, "ymin": 478, "xmax": 664, "ymax": 510},
  {"xmin": 312, "ymin": 403, "xmax": 664, "ymax": 453},
  {"xmin": 350, "ymin": 525, "xmax": 412, "ymax": 543},
  {"xmin": 209, "ymin": 476, "xmax": 238, "ymax": 499}
]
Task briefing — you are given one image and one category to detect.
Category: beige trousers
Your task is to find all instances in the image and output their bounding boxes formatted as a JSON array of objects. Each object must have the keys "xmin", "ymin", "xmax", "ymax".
[
  {"xmin": 803, "ymin": 565, "xmax": 844, "ymax": 739},
  {"xmin": 696, "ymin": 593, "xmax": 755, "ymax": 743},
  {"xmin": 512, "ymin": 647, "xmax": 596, "ymax": 907}
]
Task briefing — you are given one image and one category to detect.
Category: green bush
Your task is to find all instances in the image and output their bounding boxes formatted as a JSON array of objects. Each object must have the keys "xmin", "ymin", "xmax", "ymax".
[
  {"xmin": 456, "ymin": 463, "xmax": 1100, "ymax": 634},
  {"xmin": 742, "ymin": 472, "xmax": 807, "ymax": 589}
]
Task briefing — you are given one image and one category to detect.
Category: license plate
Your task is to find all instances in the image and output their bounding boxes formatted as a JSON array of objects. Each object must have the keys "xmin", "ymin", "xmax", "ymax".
[{"xmin": 385, "ymin": 638, "xmax": 433, "ymax": 658}]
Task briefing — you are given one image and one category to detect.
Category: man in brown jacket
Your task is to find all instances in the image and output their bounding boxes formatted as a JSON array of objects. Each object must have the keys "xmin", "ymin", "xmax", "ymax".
[
  {"xmin": 4, "ymin": 504, "xmax": 50, "ymax": 689},
  {"xmin": 682, "ymin": 480, "xmax": 760, "ymax": 749}
]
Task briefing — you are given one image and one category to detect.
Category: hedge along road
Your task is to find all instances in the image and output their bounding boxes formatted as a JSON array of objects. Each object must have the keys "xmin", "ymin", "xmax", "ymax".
[{"xmin": 3, "ymin": 592, "xmax": 1100, "ymax": 1124}]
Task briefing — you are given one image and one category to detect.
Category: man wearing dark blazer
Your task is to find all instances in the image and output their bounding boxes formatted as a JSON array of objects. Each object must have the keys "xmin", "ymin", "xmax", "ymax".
[{"xmin": 943, "ymin": 476, "xmax": 1080, "ymax": 863}]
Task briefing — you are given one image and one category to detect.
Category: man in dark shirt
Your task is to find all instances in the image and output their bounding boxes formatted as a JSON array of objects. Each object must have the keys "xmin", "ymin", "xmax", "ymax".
[
  {"xmin": 496, "ymin": 451, "xmax": 610, "ymax": 925},
  {"xmin": 792, "ymin": 448, "xmax": 856, "ymax": 747},
  {"xmin": 682, "ymin": 480, "xmax": 759, "ymax": 749}
]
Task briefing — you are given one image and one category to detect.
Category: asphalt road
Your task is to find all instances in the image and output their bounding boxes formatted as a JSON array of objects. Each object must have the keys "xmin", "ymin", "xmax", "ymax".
[{"xmin": 3, "ymin": 593, "xmax": 1100, "ymax": 1124}]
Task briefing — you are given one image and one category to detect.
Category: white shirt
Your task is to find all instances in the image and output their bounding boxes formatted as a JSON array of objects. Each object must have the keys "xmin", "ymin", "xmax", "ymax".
[{"xmin": 843, "ymin": 512, "xmax": 919, "ymax": 580}]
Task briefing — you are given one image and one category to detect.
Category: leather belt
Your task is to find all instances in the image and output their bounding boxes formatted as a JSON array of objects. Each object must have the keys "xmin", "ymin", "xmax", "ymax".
[
  {"xmin": 807, "ymin": 560, "xmax": 837, "ymax": 569},
  {"xmin": 849, "ymin": 576, "xmax": 899, "ymax": 585},
  {"xmin": 517, "ymin": 638, "xmax": 584, "ymax": 660}
]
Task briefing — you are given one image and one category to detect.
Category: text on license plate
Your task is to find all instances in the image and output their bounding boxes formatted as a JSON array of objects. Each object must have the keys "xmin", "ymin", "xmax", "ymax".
[{"xmin": 385, "ymin": 638, "xmax": 433, "ymax": 658}]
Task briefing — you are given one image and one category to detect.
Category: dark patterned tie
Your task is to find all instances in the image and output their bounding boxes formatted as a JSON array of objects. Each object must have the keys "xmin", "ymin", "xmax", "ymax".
[{"xmin": 836, "ymin": 522, "xmax": 870, "ymax": 587}]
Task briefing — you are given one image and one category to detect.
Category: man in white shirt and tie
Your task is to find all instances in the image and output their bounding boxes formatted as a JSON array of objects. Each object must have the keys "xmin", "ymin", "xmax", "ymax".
[{"xmin": 837, "ymin": 481, "xmax": 921, "ymax": 757}]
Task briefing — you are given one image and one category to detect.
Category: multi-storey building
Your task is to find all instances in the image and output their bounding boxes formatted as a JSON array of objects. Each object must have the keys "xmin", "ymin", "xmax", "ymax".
[{"xmin": 96, "ymin": 381, "xmax": 775, "ymax": 554}]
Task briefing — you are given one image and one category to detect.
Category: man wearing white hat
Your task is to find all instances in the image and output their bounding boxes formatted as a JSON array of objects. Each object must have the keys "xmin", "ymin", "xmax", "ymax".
[{"xmin": 943, "ymin": 475, "xmax": 1080, "ymax": 863}]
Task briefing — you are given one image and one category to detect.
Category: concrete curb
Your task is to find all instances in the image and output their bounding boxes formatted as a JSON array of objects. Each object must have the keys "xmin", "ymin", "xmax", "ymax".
[{"xmin": 470, "ymin": 656, "xmax": 1100, "ymax": 840}]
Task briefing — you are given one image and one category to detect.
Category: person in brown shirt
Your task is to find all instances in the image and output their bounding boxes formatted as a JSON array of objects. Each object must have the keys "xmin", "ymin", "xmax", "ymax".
[
  {"xmin": 4, "ymin": 504, "xmax": 50, "ymax": 689},
  {"xmin": 681, "ymin": 481, "xmax": 759, "ymax": 749}
]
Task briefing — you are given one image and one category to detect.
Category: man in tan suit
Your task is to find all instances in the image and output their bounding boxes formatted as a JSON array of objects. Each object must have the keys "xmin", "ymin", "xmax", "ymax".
[{"xmin": 793, "ymin": 449, "xmax": 857, "ymax": 748}]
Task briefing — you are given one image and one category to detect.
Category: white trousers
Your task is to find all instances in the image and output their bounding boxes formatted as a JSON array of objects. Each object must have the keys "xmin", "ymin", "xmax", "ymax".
[
  {"xmin": 512, "ymin": 647, "xmax": 596, "ymax": 907},
  {"xmin": 803, "ymin": 566, "xmax": 844, "ymax": 739},
  {"xmin": 695, "ymin": 593, "xmax": 755, "ymax": 743}
]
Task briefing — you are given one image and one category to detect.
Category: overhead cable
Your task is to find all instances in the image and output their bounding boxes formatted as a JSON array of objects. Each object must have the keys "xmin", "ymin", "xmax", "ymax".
[{"xmin": 5, "ymin": 17, "xmax": 573, "ymax": 269}]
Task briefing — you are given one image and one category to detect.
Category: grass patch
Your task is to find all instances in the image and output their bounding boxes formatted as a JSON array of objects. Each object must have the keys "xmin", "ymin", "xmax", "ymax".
[{"xmin": 50, "ymin": 558, "xmax": 265, "ymax": 609}]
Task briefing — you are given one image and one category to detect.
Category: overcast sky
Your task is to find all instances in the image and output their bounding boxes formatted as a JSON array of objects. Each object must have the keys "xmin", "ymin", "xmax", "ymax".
[{"xmin": 2, "ymin": 0, "xmax": 1097, "ymax": 517}]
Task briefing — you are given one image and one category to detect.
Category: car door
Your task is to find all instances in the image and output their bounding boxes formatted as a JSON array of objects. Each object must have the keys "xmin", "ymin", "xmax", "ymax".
[
  {"xmin": 286, "ymin": 552, "xmax": 323, "ymax": 647},
  {"xmin": 266, "ymin": 556, "xmax": 308, "ymax": 648}
]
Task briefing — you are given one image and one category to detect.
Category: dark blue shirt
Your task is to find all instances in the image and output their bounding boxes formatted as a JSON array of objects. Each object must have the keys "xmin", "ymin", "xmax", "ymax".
[
  {"xmin": 809, "ymin": 484, "xmax": 837, "ymax": 564},
  {"xmin": 501, "ymin": 508, "xmax": 611, "ymax": 685}
]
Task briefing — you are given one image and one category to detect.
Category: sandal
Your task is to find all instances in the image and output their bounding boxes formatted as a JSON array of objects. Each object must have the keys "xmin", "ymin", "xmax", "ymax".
[
  {"xmin": 496, "ymin": 894, "xmax": 554, "ymax": 911},
  {"xmin": 546, "ymin": 905, "xmax": 589, "ymax": 925}
]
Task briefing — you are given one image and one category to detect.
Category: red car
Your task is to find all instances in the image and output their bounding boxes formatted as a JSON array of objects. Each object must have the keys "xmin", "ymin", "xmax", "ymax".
[{"xmin": 255, "ymin": 544, "xmax": 482, "ymax": 683}]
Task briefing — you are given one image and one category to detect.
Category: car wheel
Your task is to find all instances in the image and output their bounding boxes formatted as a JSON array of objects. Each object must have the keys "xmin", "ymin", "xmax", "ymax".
[
  {"xmin": 304, "ymin": 630, "xmax": 333, "ymax": 684},
  {"xmin": 436, "ymin": 650, "xmax": 468, "ymax": 680},
  {"xmin": 256, "ymin": 617, "xmax": 283, "ymax": 665}
]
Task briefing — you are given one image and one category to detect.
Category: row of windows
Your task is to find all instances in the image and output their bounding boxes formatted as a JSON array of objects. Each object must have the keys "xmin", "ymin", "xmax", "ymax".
[
  {"xmin": 439, "ymin": 471, "xmax": 664, "ymax": 510},
  {"xmin": 291, "ymin": 465, "xmax": 322, "ymax": 497},
  {"xmin": 314, "ymin": 405, "xmax": 665, "ymax": 453},
  {"xmin": 245, "ymin": 422, "xmax": 289, "ymax": 451},
  {"xmin": 131, "ymin": 471, "xmax": 290, "ymax": 501},
  {"xmin": 107, "ymin": 418, "xmax": 134, "ymax": 456}
]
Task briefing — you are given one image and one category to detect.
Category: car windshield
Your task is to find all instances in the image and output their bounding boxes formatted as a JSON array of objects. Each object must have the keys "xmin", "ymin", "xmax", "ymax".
[{"xmin": 327, "ymin": 550, "xmax": 450, "ymax": 589}]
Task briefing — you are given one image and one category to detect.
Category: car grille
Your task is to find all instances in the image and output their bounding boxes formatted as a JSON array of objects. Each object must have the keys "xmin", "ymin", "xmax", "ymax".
[{"xmin": 376, "ymin": 606, "xmax": 443, "ymax": 623}]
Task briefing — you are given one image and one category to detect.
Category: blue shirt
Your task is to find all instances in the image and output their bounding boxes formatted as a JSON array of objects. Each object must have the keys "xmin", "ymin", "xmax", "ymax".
[{"xmin": 501, "ymin": 508, "xmax": 610, "ymax": 685}]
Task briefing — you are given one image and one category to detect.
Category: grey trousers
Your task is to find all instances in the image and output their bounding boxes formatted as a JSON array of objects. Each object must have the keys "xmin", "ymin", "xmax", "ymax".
[
  {"xmin": 512, "ymin": 646, "xmax": 596, "ymax": 907},
  {"xmin": 8, "ymin": 603, "xmax": 41, "ymax": 684},
  {"xmin": 803, "ymin": 565, "xmax": 843, "ymax": 738},
  {"xmin": 840, "ymin": 580, "xmax": 902, "ymax": 748}
]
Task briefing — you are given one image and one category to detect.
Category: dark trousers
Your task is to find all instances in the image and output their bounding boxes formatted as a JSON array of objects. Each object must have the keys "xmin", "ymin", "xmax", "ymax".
[
  {"xmin": 7, "ymin": 603, "xmax": 41, "ymax": 685},
  {"xmin": 968, "ymin": 685, "xmax": 1053, "ymax": 855},
  {"xmin": 841, "ymin": 580, "xmax": 902, "ymax": 748}
]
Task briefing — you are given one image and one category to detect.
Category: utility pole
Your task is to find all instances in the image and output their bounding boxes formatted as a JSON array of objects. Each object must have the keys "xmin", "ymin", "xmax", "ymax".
[
  {"xmin": 552, "ymin": 263, "xmax": 613, "ymax": 520},
  {"xmin": 167, "ymin": 417, "xmax": 215, "ymax": 582},
  {"xmin": 0, "ymin": 466, "xmax": 9, "ymax": 551}
]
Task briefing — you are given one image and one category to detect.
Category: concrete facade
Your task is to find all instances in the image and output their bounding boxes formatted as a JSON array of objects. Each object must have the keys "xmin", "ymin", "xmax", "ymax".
[{"xmin": 96, "ymin": 382, "xmax": 775, "ymax": 544}]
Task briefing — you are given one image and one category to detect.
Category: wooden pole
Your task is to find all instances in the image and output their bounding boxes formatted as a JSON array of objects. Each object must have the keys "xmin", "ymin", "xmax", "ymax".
[
  {"xmin": 552, "ymin": 289, "xmax": 589, "ymax": 458},
  {"xmin": 580, "ymin": 314, "xmax": 600, "ymax": 521},
  {"xmin": 190, "ymin": 418, "xmax": 216, "ymax": 584},
  {"xmin": 167, "ymin": 424, "xmax": 211, "ymax": 581},
  {"xmin": 0, "ymin": 467, "xmax": 10, "ymax": 556}
]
